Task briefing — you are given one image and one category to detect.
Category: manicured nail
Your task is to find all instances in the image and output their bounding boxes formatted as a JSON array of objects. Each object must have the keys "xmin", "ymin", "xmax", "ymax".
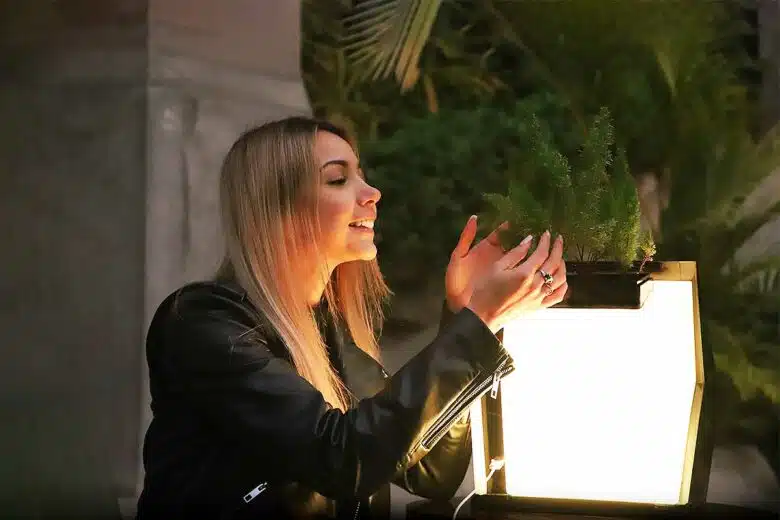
[
  {"xmin": 544, "ymin": 230, "xmax": 550, "ymax": 238},
  {"xmin": 521, "ymin": 234, "xmax": 533, "ymax": 244},
  {"xmin": 557, "ymin": 234, "xmax": 564, "ymax": 243}
]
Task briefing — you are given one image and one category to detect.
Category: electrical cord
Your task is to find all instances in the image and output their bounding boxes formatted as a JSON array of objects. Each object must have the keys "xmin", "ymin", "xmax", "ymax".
[{"xmin": 452, "ymin": 458, "xmax": 505, "ymax": 520}]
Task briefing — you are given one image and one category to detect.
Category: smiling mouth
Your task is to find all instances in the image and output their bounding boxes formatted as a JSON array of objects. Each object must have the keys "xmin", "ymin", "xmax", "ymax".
[{"xmin": 349, "ymin": 219, "xmax": 375, "ymax": 230}]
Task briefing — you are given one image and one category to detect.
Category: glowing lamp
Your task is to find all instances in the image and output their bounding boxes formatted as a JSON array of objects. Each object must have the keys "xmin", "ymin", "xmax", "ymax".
[{"xmin": 469, "ymin": 261, "xmax": 713, "ymax": 517}]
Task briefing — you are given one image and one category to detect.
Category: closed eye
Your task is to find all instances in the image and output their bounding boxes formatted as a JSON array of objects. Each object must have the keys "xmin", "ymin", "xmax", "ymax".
[{"xmin": 326, "ymin": 177, "xmax": 347, "ymax": 186}]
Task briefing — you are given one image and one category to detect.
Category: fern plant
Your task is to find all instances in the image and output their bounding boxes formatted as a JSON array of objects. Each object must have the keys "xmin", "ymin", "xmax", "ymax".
[{"xmin": 483, "ymin": 106, "xmax": 655, "ymax": 269}]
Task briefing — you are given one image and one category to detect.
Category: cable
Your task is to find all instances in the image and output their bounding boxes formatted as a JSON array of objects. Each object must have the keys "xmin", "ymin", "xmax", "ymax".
[{"xmin": 452, "ymin": 458, "xmax": 505, "ymax": 520}]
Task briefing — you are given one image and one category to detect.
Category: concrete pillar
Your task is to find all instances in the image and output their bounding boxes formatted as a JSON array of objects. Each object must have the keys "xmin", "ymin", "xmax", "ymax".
[{"xmin": 0, "ymin": 1, "xmax": 309, "ymax": 517}]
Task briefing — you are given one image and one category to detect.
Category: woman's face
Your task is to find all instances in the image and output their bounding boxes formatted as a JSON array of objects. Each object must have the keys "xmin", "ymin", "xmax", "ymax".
[{"xmin": 313, "ymin": 130, "xmax": 381, "ymax": 267}]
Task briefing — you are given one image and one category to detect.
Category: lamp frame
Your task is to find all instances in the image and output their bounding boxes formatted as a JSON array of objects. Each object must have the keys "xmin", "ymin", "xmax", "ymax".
[{"xmin": 471, "ymin": 261, "xmax": 714, "ymax": 518}]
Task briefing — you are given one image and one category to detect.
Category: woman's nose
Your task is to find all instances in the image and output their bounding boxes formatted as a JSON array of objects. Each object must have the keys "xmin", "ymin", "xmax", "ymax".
[{"xmin": 358, "ymin": 180, "xmax": 381, "ymax": 206}]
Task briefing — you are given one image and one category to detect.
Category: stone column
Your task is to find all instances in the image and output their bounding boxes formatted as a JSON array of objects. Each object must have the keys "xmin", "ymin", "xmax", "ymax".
[{"xmin": 0, "ymin": 1, "xmax": 310, "ymax": 517}]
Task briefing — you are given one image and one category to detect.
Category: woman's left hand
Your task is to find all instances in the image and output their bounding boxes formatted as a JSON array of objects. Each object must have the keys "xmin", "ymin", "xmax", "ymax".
[{"xmin": 445, "ymin": 215, "xmax": 519, "ymax": 313}]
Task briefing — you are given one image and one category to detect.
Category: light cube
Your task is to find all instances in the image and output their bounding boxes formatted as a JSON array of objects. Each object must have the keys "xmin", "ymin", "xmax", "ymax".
[{"xmin": 470, "ymin": 261, "xmax": 709, "ymax": 514}]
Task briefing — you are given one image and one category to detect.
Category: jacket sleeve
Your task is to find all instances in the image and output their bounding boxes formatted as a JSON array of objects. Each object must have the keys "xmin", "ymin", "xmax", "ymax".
[
  {"xmin": 392, "ymin": 302, "xmax": 486, "ymax": 499},
  {"xmin": 154, "ymin": 288, "xmax": 505, "ymax": 501}
]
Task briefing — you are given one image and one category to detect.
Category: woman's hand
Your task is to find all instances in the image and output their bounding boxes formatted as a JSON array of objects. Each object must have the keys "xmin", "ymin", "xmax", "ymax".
[
  {"xmin": 466, "ymin": 230, "xmax": 568, "ymax": 333},
  {"xmin": 445, "ymin": 216, "xmax": 512, "ymax": 314}
]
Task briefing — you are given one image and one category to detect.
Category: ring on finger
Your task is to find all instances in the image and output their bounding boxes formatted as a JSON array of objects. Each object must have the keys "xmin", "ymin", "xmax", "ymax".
[{"xmin": 538, "ymin": 268, "xmax": 554, "ymax": 286}]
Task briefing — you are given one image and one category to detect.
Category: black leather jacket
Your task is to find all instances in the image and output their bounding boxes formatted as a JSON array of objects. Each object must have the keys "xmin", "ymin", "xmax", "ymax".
[{"xmin": 136, "ymin": 280, "xmax": 510, "ymax": 519}]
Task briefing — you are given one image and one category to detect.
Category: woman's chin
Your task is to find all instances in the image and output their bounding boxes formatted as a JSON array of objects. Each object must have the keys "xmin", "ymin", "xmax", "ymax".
[{"xmin": 350, "ymin": 244, "xmax": 378, "ymax": 262}]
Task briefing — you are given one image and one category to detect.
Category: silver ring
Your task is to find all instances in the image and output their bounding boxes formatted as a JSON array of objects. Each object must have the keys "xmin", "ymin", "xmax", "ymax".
[{"xmin": 538, "ymin": 269, "xmax": 554, "ymax": 286}]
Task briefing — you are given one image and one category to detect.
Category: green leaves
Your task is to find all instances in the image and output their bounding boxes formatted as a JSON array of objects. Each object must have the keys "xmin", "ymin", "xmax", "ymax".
[
  {"xmin": 359, "ymin": 94, "xmax": 569, "ymax": 288},
  {"xmin": 482, "ymin": 106, "xmax": 650, "ymax": 266},
  {"xmin": 709, "ymin": 321, "xmax": 780, "ymax": 404},
  {"xmin": 342, "ymin": 0, "xmax": 444, "ymax": 90},
  {"xmin": 303, "ymin": 0, "xmax": 779, "ymax": 463}
]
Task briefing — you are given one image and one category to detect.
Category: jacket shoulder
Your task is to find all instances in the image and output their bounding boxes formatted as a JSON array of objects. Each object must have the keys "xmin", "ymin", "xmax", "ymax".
[
  {"xmin": 166, "ymin": 280, "xmax": 252, "ymax": 319},
  {"xmin": 147, "ymin": 280, "xmax": 287, "ymax": 370}
]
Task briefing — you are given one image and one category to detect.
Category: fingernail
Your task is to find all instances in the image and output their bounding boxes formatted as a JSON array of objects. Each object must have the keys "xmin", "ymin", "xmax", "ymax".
[
  {"xmin": 557, "ymin": 234, "xmax": 564, "ymax": 242},
  {"xmin": 521, "ymin": 234, "xmax": 533, "ymax": 244},
  {"xmin": 544, "ymin": 230, "xmax": 551, "ymax": 237}
]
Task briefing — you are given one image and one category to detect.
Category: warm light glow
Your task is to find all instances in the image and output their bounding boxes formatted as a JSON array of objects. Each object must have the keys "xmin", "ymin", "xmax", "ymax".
[{"xmin": 472, "ymin": 280, "xmax": 700, "ymax": 505}]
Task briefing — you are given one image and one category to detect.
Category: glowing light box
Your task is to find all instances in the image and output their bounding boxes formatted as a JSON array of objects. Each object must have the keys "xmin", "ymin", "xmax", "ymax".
[{"xmin": 470, "ymin": 261, "xmax": 709, "ymax": 514}]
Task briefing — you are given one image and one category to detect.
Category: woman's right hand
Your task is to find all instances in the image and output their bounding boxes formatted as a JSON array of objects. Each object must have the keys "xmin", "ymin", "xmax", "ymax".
[{"xmin": 466, "ymin": 230, "xmax": 568, "ymax": 333}]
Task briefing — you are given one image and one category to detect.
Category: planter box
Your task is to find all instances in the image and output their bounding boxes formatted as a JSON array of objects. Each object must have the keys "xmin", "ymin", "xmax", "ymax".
[{"xmin": 555, "ymin": 261, "xmax": 664, "ymax": 309}]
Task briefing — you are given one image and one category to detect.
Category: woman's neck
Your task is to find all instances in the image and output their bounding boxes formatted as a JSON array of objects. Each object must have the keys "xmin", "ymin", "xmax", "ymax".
[{"xmin": 305, "ymin": 264, "xmax": 334, "ymax": 307}]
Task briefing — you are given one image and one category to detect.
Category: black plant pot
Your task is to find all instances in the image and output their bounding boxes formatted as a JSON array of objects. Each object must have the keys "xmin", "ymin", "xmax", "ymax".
[{"xmin": 554, "ymin": 260, "xmax": 664, "ymax": 309}]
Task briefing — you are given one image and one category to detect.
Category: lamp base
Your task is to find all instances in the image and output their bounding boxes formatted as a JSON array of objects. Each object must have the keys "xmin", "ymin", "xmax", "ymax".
[{"xmin": 470, "ymin": 495, "xmax": 777, "ymax": 519}]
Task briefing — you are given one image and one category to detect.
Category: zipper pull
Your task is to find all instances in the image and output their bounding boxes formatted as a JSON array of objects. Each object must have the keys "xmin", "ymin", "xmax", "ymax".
[
  {"xmin": 243, "ymin": 482, "xmax": 268, "ymax": 503},
  {"xmin": 490, "ymin": 370, "xmax": 502, "ymax": 399}
]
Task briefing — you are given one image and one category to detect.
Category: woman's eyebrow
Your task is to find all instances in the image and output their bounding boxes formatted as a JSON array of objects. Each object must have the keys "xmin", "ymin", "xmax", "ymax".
[
  {"xmin": 320, "ymin": 159, "xmax": 349, "ymax": 170},
  {"xmin": 320, "ymin": 159, "xmax": 361, "ymax": 171}
]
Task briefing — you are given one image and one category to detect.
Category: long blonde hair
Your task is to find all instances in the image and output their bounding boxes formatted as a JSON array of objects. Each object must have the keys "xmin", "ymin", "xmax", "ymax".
[{"xmin": 216, "ymin": 117, "xmax": 389, "ymax": 411}]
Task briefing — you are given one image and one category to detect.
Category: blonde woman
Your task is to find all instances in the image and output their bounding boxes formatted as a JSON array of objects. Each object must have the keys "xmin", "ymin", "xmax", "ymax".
[{"xmin": 136, "ymin": 117, "xmax": 567, "ymax": 520}]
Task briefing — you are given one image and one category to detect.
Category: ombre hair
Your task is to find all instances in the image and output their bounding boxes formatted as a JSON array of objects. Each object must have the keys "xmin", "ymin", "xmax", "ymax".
[{"xmin": 215, "ymin": 116, "xmax": 389, "ymax": 411}]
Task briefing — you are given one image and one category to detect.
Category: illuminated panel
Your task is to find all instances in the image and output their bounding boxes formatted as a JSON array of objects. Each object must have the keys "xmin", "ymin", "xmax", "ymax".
[{"xmin": 497, "ymin": 280, "xmax": 697, "ymax": 504}]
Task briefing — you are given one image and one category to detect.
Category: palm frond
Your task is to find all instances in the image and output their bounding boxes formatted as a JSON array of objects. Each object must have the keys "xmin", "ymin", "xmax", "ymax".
[
  {"xmin": 728, "ymin": 255, "xmax": 780, "ymax": 295},
  {"xmin": 726, "ymin": 200, "xmax": 780, "ymax": 256},
  {"xmin": 342, "ymin": 0, "xmax": 443, "ymax": 90},
  {"xmin": 708, "ymin": 320, "xmax": 780, "ymax": 403}
]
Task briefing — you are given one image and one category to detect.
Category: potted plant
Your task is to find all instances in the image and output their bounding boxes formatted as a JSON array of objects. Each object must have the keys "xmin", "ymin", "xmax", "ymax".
[
  {"xmin": 482, "ymin": 106, "xmax": 657, "ymax": 309},
  {"xmin": 469, "ymin": 107, "xmax": 717, "ymax": 514}
]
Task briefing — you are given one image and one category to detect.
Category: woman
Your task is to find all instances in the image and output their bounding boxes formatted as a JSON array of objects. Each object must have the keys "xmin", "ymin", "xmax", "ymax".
[{"xmin": 136, "ymin": 117, "xmax": 567, "ymax": 520}]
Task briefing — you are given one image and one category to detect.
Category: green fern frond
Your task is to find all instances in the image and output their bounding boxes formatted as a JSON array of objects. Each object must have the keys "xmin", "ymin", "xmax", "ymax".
[{"xmin": 484, "ymin": 105, "xmax": 645, "ymax": 265}]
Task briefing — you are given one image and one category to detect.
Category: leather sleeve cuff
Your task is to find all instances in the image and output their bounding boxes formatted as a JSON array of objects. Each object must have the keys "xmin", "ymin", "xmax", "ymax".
[{"xmin": 447, "ymin": 306, "xmax": 507, "ymax": 371}]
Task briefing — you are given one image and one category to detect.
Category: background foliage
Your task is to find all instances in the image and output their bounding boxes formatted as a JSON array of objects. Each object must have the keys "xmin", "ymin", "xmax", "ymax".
[
  {"xmin": 358, "ymin": 93, "xmax": 573, "ymax": 288},
  {"xmin": 302, "ymin": 0, "xmax": 780, "ymax": 474}
]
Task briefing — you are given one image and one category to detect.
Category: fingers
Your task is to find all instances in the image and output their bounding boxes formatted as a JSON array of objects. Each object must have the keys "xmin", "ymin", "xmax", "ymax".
[
  {"xmin": 539, "ymin": 234, "xmax": 564, "ymax": 275},
  {"xmin": 481, "ymin": 232, "xmax": 566, "ymax": 329},
  {"xmin": 541, "ymin": 281, "xmax": 568, "ymax": 307},
  {"xmin": 525, "ymin": 267, "xmax": 548, "ymax": 296},
  {"xmin": 521, "ymin": 230, "xmax": 553, "ymax": 271},
  {"xmin": 514, "ymin": 233, "xmax": 564, "ymax": 299},
  {"xmin": 548, "ymin": 258, "xmax": 567, "ymax": 292},
  {"xmin": 538, "ymin": 235, "xmax": 566, "ymax": 291},
  {"xmin": 496, "ymin": 234, "xmax": 534, "ymax": 270},
  {"xmin": 485, "ymin": 221, "xmax": 510, "ymax": 248},
  {"xmin": 452, "ymin": 215, "xmax": 478, "ymax": 259}
]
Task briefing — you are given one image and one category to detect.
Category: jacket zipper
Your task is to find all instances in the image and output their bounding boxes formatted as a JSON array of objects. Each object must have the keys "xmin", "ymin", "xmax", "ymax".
[
  {"xmin": 418, "ymin": 354, "xmax": 514, "ymax": 450},
  {"xmin": 243, "ymin": 482, "xmax": 268, "ymax": 503},
  {"xmin": 220, "ymin": 482, "xmax": 268, "ymax": 520}
]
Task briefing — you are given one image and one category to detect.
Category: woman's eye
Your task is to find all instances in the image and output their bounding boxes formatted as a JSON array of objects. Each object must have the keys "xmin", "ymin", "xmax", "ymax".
[{"xmin": 327, "ymin": 177, "xmax": 347, "ymax": 186}]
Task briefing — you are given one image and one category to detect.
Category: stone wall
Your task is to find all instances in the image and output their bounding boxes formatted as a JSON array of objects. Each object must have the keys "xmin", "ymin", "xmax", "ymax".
[{"xmin": 0, "ymin": 1, "xmax": 310, "ymax": 516}]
